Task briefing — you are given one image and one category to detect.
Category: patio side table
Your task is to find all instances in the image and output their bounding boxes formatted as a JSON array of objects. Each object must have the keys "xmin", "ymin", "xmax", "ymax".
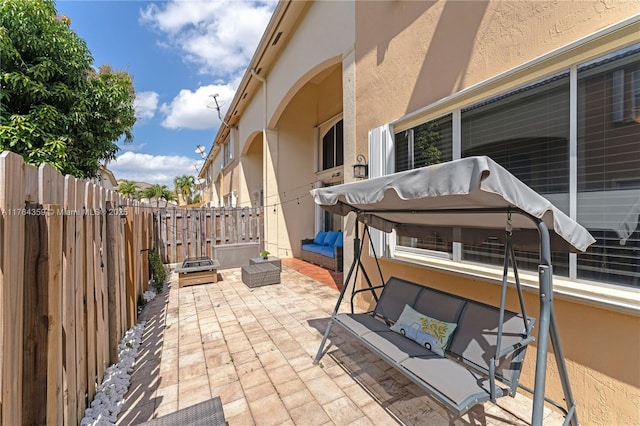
[
  {"xmin": 249, "ymin": 256, "xmax": 281, "ymax": 270},
  {"xmin": 242, "ymin": 263, "xmax": 281, "ymax": 288}
]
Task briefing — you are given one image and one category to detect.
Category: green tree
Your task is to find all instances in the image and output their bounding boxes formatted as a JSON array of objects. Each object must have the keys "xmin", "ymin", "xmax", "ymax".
[
  {"xmin": 161, "ymin": 188, "xmax": 177, "ymax": 205},
  {"xmin": 173, "ymin": 175, "xmax": 195, "ymax": 205},
  {"xmin": 142, "ymin": 184, "xmax": 171, "ymax": 208},
  {"xmin": 117, "ymin": 180, "xmax": 140, "ymax": 198},
  {"xmin": 413, "ymin": 122, "xmax": 442, "ymax": 167},
  {"xmin": 0, "ymin": 0, "xmax": 136, "ymax": 178}
]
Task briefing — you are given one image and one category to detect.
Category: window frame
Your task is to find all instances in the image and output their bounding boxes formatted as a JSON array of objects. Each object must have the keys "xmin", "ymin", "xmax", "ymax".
[
  {"xmin": 318, "ymin": 117, "xmax": 344, "ymax": 172},
  {"xmin": 223, "ymin": 138, "xmax": 233, "ymax": 167}
]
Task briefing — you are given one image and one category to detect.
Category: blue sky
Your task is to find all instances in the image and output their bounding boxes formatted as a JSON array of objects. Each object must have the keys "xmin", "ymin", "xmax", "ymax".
[{"xmin": 55, "ymin": 0, "xmax": 276, "ymax": 187}]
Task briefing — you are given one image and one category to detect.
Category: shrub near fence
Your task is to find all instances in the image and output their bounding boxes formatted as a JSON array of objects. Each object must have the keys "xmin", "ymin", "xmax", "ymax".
[{"xmin": 0, "ymin": 151, "xmax": 153, "ymax": 425}]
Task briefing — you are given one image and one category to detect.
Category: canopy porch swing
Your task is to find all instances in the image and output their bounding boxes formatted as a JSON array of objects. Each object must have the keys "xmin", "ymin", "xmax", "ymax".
[{"xmin": 311, "ymin": 156, "xmax": 595, "ymax": 426}]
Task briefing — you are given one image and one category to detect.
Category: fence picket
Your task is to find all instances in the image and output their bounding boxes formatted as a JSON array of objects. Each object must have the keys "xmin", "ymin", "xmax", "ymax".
[
  {"xmin": 84, "ymin": 183, "xmax": 97, "ymax": 403},
  {"xmin": 0, "ymin": 152, "xmax": 26, "ymax": 425},
  {"xmin": 74, "ymin": 177, "xmax": 87, "ymax": 422},
  {"xmin": 45, "ymin": 204, "xmax": 63, "ymax": 425},
  {"xmin": 62, "ymin": 176, "xmax": 78, "ymax": 426},
  {"xmin": 94, "ymin": 186, "xmax": 107, "ymax": 383},
  {"xmin": 23, "ymin": 202, "xmax": 46, "ymax": 425}
]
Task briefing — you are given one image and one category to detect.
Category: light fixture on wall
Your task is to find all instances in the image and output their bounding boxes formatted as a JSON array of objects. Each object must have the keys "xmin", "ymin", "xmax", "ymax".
[{"xmin": 352, "ymin": 154, "xmax": 368, "ymax": 179}]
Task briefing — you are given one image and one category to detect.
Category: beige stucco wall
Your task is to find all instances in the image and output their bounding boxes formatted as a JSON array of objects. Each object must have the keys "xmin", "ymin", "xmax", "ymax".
[
  {"xmin": 354, "ymin": 0, "xmax": 640, "ymax": 139},
  {"xmin": 353, "ymin": 1, "xmax": 640, "ymax": 424},
  {"xmin": 237, "ymin": 0, "xmax": 355, "ymax": 257},
  {"xmin": 203, "ymin": 148, "xmax": 224, "ymax": 206},
  {"xmin": 239, "ymin": 132, "xmax": 263, "ymax": 208},
  {"xmin": 262, "ymin": 66, "xmax": 344, "ymax": 258}
]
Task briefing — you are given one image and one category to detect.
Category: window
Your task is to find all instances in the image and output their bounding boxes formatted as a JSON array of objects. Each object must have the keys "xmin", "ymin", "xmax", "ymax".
[
  {"xmin": 576, "ymin": 45, "xmax": 640, "ymax": 286},
  {"xmin": 223, "ymin": 139, "xmax": 233, "ymax": 167},
  {"xmin": 223, "ymin": 191, "xmax": 236, "ymax": 208},
  {"xmin": 461, "ymin": 73, "xmax": 571, "ymax": 276},
  {"xmin": 321, "ymin": 119, "xmax": 344, "ymax": 170},
  {"xmin": 633, "ymin": 70, "xmax": 640, "ymax": 122},
  {"xmin": 378, "ymin": 42, "xmax": 640, "ymax": 289},
  {"xmin": 394, "ymin": 115, "xmax": 453, "ymax": 254}
]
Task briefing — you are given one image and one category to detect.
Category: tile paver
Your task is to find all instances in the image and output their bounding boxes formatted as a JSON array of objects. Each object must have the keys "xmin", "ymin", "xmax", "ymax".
[{"xmin": 116, "ymin": 258, "xmax": 564, "ymax": 425}]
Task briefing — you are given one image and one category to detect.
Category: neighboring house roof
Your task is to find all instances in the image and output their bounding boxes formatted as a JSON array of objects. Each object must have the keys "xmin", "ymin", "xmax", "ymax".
[{"xmin": 98, "ymin": 165, "xmax": 118, "ymax": 188}]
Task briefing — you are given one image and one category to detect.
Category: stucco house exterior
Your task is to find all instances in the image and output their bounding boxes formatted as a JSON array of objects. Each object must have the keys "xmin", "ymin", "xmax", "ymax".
[{"xmin": 199, "ymin": 1, "xmax": 640, "ymax": 424}]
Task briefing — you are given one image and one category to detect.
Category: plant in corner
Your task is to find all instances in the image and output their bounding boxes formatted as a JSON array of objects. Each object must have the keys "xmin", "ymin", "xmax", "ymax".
[
  {"xmin": 149, "ymin": 247, "xmax": 167, "ymax": 292},
  {"xmin": 260, "ymin": 249, "xmax": 270, "ymax": 260}
]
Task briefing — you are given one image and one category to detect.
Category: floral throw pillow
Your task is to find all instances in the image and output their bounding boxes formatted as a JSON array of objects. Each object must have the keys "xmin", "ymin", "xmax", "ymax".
[{"xmin": 390, "ymin": 304, "xmax": 457, "ymax": 357}]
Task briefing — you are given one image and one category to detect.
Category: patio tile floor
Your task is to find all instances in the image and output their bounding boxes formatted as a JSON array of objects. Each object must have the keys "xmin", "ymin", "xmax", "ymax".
[{"xmin": 116, "ymin": 258, "xmax": 564, "ymax": 426}]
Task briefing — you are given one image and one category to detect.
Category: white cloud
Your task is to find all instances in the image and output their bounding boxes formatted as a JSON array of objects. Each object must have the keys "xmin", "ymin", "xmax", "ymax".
[
  {"xmin": 133, "ymin": 91, "xmax": 159, "ymax": 120},
  {"xmin": 121, "ymin": 142, "xmax": 148, "ymax": 152},
  {"xmin": 140, "ymin": 0, "xmax": 275, "ymax": 76},
  {"xmin": 109, "ymin": 152, "xmax": 200, "ymax": 187},
  {"xmin": 160, "ymin": 84, "xmax": 235, "ymax": 130}
]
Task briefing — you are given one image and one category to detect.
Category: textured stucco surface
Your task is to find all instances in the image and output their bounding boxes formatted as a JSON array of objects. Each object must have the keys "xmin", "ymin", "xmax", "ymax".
[{"xmin": 353, "ymin": 3, "xmax": 640, "ymax": 423}]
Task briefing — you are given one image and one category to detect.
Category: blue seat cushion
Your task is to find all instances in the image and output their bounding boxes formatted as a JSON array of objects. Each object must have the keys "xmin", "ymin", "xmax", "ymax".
[
  {"xmin": 302, "ymin": 243, "xmax": 335, "ymax": 258},
  {"xmin": 334, "ymin": 231, "xmax": 343, "ymax": 248},
  {"xmin": 302, "ymin": 244, "xmax": 324, "ymax": 255},
  {"xmin": 323, "ymin": 231, "xmax": 340, "ymax": 246},
  {"xmin": 313, "ymin": 231, "xmax": 327, "ymax": 245},
  {"xmin": 317, "ymin": 245, "xmax": 335, "ymax": 258}
]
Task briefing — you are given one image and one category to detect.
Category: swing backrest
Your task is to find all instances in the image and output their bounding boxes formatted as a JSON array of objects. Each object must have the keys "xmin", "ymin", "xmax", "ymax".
[
  {"xmin": 371, "ymin": 276, "xmax": 535, "ymax": 390},
  {"xmin": 448, "ymin": 302, "xmax": 535, "ymax": 389}
]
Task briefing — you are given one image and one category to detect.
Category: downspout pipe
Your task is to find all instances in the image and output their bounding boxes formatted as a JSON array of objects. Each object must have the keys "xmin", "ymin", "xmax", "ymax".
[{"xmin": 251, "ymin": 69, "xmax": 267, "ymax": 130}]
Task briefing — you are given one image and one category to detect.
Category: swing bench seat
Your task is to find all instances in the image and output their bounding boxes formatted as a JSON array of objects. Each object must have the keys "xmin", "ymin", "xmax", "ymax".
[{"xmin": 326, "ymin": 276, "xmax": 536, "ymax": 416}]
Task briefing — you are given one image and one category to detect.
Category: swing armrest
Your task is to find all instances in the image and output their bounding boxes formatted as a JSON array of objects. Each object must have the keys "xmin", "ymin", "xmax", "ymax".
[
  {"xmin": 497, "ymin": 336, "xmax": 535, "ymax": 359},
  {"xmin": 352, "ymin": 284, "xmax": 385, "ymax": 297},
  {"xmin": 350, "ymin": 284, "xmax": 386, "ymax": 314}
]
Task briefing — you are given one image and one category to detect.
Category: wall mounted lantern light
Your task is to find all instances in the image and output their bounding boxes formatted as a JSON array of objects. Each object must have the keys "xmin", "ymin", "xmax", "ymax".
[{"xmin": 352, "ymin": 154, "xmax": 368, "ymax": 179}]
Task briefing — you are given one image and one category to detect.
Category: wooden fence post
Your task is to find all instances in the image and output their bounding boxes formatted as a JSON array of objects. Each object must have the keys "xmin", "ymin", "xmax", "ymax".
[
  {"xmin": 62, "ymin": 176, "xmax": 78, "ymax": 426},
  {"xmin": 74, "ymin": 178, "xmax": 87, "ymax": 421},
  {"xmin": 22, "ymin": 202, "xmax": 47, "ymax": 425},
  {"xmin": 46, "ymin": 204, "xmax": 63, "ymax": 425},
  {"xmin": 83, "ymin": 183, "xmax": 97, "ymax": 403},
  {"xmin": 118, "ymin": 198, "xmax": 127, "ymax": 343},
  {"xmin": 105, "ymin": 201, "xmax": 120, "ymax": 364},
  {"xmin": 93, "ymin": 186, "xmax": 106, "ymax": 384},
  {"xmin": 0, "ymin": 152, "xmax": 25, "ymax": 425},
  {"xmin": 124, "ymin": 203, "xmax": 136, "ymax": 328},
  {"xmin": 21, "ymin": 202, "xmax": 63, "ymax": 425}
]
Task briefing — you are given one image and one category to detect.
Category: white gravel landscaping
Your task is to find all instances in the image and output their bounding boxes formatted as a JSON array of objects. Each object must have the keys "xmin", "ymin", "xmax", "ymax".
[{"xmin": 80, "ymin": 288, "xmax": 157, "ymax": 426}]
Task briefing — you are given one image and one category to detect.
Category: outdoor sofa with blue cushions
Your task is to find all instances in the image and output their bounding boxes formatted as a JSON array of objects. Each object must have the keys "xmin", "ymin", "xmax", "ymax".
[{"xmin": 301, "ymin": 230, "xmax": 343, "ymax": 272}]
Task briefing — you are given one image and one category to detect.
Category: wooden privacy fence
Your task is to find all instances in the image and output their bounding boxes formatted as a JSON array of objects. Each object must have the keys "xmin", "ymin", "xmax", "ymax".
[
  {"xmin": 0, "ymin": 151, "xmax": 153, "ymax": 426},
  {"xmin": 157, "ymin": 206, "xmax": 263, "ymax": 264}
]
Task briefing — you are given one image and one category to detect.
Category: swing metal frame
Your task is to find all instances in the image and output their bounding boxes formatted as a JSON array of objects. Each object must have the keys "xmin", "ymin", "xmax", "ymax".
[{"xmin": 313, "ymin": 207, "xmax": 579, "ymax": 426}]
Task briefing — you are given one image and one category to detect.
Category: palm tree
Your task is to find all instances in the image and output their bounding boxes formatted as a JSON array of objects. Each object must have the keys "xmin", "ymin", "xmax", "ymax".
[
  {"xmin": 143, "ymin": 184, "xmax": 169, "ymax": 208},
  {"xmin": 117, "ymin": 180, "xmax": 140, "ymax": 198},
  {"xmin": 174, "ymin": 175, "xmax": 195, "ymax": 205},
  {"xmin": 162, "ymin": 188, "xmax": 177, "ymax": 205}
]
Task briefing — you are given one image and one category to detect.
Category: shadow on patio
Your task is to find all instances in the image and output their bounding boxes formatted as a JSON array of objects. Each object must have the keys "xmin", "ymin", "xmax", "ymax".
[{"xmin": 116, "ymin": 258, "xmax": 563, "ymax": 425}]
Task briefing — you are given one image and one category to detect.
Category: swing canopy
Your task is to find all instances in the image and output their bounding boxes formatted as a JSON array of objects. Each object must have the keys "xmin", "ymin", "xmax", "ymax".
[{"xmin": 311, "ymin": 156, "xmax": 595, "ymax": 253}]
